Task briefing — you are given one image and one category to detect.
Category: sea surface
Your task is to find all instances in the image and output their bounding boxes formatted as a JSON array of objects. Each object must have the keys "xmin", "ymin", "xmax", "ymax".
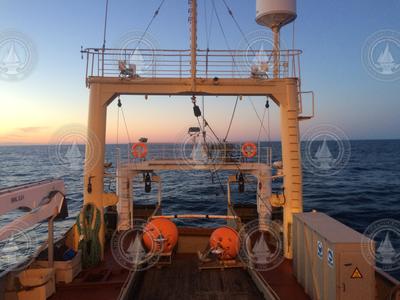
[{"xmin": 0, "ymin": 140, "xmax": 400, "ymax": 278}]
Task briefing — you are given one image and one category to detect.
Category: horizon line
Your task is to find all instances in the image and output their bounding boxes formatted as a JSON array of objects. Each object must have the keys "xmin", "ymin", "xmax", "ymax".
[{"xmin": 0, "ymin": 138, "xmax": 399, "ymax": 147}]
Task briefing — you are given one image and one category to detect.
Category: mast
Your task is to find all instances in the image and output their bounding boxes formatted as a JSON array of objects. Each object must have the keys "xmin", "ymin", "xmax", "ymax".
[
  {"xmin": 190, "ymin": 0, "xmax": 197, "ymax": 89},
  {"xmin": 272, "ymin": 26, "xmax": 280, "ymax": 78}
]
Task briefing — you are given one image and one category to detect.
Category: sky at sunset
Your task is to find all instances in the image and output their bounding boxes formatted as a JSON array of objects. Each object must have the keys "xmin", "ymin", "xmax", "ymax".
[{"xmin": 0, "ymin": 0, "xmax": 399, "ymax": 145}]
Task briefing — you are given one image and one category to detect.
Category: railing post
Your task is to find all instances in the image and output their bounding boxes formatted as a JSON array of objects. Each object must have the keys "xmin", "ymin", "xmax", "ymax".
[
  {"xmin": 180, "ymin": 51, "xmax": 182, "ymax": 79},
  {"xmin": 102, "ymin": 49, "xmax": 105, "ymax": 77},
  {"xmin": 91, "ymin": 53, "xmax": 94, "ymax": 78}
]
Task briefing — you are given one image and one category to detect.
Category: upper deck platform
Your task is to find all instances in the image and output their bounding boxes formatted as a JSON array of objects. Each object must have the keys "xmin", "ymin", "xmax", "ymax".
[{"xmin": 82, "ymin": 48, "xmax": 302, "ymax": 87}]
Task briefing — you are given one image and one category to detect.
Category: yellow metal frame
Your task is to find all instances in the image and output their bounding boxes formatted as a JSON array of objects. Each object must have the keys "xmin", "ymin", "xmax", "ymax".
[{"xmin": 83, "ymin": 75, "xmax": 302, "ymax": 259}]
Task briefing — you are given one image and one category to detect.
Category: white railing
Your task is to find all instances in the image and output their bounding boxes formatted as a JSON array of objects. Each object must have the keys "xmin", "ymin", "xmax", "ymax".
[
  {"xmin": 116, "ymin": 143, "xmax": 273, "ymax": 167},
  {"xmin": 82, "ymin": 48, "xmax": 302, "ymax": 81}
]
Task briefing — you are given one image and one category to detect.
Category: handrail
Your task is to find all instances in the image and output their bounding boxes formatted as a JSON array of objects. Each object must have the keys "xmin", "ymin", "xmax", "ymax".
[
  {"xmin": 0, "ymin": 179, "xmax": 67, "ymax": 273},
  {"xmin": 81, "ymin": 47, "xmax": 302, "ymax": 82}
]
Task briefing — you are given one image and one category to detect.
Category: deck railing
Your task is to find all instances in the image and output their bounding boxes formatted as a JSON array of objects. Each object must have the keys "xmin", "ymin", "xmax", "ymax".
[
  {"xmin": 115, "ymin": 143, "xmax": 273, "ymax": 168},
  {"xmin": 82, "ymin": 48, "xmax": 302, "ymax": 81}
]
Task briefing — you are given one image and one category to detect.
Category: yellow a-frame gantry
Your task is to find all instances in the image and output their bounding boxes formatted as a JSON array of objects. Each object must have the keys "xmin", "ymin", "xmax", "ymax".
[{"xmin": 82, "ymin": 75, "xmax": 303, "ymax": 260}]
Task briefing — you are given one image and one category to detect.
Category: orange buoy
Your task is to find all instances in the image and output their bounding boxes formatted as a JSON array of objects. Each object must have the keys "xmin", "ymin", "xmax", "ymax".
[
  {"xmin": 142, "ymin": 218, "xmax": 178, "ymax": 254},
  {"xmin": 210, "ymin": 226, "xmax": 240, "ymax": 260},
  {"xmin": 241, "ymin": 142, "xmax": 257, "ymax": 158},
  {"xmin": 131, "ymin": 142, "xmax": 148, "ymax": 159}
]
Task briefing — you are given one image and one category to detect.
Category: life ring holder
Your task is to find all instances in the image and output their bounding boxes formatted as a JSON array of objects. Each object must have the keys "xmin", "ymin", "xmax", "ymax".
[
  {"xmin": 241, "ymin": 142, "xmax": 257, "ymax": 158},
  {"xmin": 131, "ymin": 143, "xmax": 148, "ymax": 159}
]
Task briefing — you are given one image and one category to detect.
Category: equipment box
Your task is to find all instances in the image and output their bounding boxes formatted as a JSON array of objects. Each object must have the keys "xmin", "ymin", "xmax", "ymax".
[
  {"xmin": 35, "ymin": 250, "xmax": 82, "ymax": 284},
  {"xmin": 17, "ymin": 268, "xmax": 55, "ymax": 300},
  {"xmin": 293, "ymin": 212, "xmax": 375, "ymax": 300}
]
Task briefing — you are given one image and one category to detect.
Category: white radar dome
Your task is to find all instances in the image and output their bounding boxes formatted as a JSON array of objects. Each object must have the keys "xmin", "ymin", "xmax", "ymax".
[{"xmin": 256, "ymin": 0, "xmax": 297, "ymax": 29}]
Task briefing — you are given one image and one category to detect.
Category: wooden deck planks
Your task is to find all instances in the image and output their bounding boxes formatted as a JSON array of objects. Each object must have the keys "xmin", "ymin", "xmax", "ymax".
[{"xmin": 132, "ymin": 254, "xmax": 264, "ymax": 300}]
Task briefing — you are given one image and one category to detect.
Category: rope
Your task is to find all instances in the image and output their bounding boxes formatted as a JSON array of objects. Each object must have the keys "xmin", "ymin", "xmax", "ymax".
[
  {"xmin": 221, "ymin": 0, "xmax": 274, "ymax": 71},
  {"xmin": 257, "ymin": 106, "xmax": 267, "ymax": 144},
  {"xmin": 204, "ymin": 0, "xmax": 214, "ymax": 77},
  {"xmin": 120, "ymin": 101, "xmax": 132, "ymax": 160},
  {"xmin": 132, "ymin": 0, "xmax": 167, "ymax": 53},
  {"xmin": 211, "ymin": 0, "xmax": 238, "ymax": 69},
  {"xmin": 223, "ymin": 96, "xmax": 239, "ymax": 142},
  {"xmin": 221, "ymin": 0, "xmax": 256, "ymax": 56},
  {"xmin": 248, "ymin": 97, "xmax": 269, "ymax": 137},
  {"xmin": 116, "ymin": 100, "xmax": 120, "ymax": 146},
  {"xmin": 102, "ymin": 0, "xmax": 110, "ymax": 49},
  {"xmin": 76, "ymin": 204, "xmax": 102, "ymax": 268}
]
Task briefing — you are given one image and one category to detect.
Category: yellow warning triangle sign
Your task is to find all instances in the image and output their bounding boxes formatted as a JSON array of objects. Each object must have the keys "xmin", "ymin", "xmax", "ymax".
[{"xmin": 351, "ymin": 267, "xmax": 363, "ymax": 279}]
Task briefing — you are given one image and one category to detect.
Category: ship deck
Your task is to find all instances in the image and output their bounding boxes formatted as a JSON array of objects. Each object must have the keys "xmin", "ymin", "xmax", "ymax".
[
  {"xmin": 49, "ymin": 245, "xmax": 130, "ymax": 300},
  {"xmin": 49, "ymin": 226, "xmax": 311, "ymax": 300},
  {"xmin": 131, "ymin": 253, "xmax": 264, "ymax": 300}
]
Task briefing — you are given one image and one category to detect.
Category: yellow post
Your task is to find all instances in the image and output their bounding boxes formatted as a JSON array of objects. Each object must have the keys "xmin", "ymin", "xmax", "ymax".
[
  {"xmin": 83, "ymin": 83, "xmax": 108, "ymax": 259},
  {"xmin": 280, "ymin": 80, "xmax": 302, "ymax": 259}
]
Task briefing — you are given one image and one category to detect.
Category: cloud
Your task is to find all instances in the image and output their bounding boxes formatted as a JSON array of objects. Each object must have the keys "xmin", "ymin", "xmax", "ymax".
[
  {"xmin": 0, "ymin": 127, "xmax": 49, "ymax": 144},
  {"xmin": 17, "ymin": 127, "xmax": 48, "ymax": 133}
]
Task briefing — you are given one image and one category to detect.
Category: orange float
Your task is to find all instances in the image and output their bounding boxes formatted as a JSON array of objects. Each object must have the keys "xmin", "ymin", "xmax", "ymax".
[
  {"xmin": 131, "ymin": 142, "xmax": 148, "ymax": 159},
  {"xmin": 142, "ymin": 218, "xmax": 178, "ymax": 254},
  {"xmin": 241, "ymin": 142, "xmax": 257, "ymax": 158},
  {"xmin": 209, "ymin": 226, "xmax": 240, "ymax": 260}
]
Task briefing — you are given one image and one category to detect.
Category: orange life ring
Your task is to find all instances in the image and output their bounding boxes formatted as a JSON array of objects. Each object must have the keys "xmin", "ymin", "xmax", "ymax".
[
  {"xmin": 241, "ymin": 142, "xmax": 257, "ymax": 158},
  {"xmin": 131, "ymin": 143, "xmax": 148, "ymax": 159}
]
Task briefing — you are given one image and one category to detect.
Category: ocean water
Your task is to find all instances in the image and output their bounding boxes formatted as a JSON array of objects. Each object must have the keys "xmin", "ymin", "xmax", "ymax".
[{"xmin": 0, "ymin": 140, "xmax": 400, "ymax": 278}]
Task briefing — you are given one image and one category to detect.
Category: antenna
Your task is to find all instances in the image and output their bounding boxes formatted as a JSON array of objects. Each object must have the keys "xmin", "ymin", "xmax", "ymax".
[
  {"xmin": 189, "ymin": 0, "xmax": 197, "ymax": 89},
  {"xmin": 255, "ymin": 0, "xmax": 297, "ymax": 77},
  {"xmin": 102, "ymin": 0, "xmax": 110, "ymax": 49}
]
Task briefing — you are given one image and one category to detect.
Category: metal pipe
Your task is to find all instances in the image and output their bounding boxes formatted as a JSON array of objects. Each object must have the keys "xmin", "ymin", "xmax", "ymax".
[
  {"xmin": 273, "ymin": 26, "xmax": 280, "ymax": 78},
  {"xmin": 48, "ymin": 212, "xmax": 57, "ymax": 268}
]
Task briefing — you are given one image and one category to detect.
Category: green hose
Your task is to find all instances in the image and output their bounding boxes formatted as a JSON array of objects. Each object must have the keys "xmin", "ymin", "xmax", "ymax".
[{"xmin": 76, "ymin": 203, "xmax": 101, "ymax": 268}]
